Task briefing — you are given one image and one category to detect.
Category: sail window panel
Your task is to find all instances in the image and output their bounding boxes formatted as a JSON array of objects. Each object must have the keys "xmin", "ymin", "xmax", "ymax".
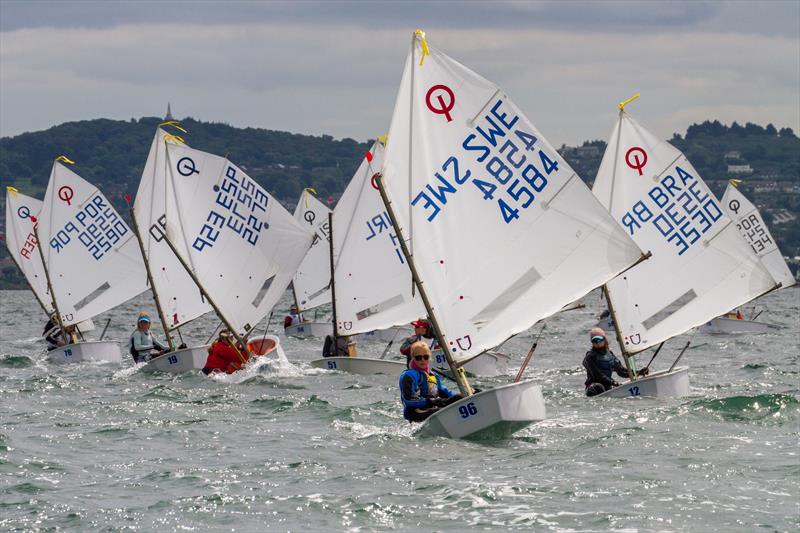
[
  {"xmin": 73, "ymin": 282, "xmax": 111, "ymax": 311},
  {"xmin": 251, "ymin": 276, "xmax": 275, "ymax": 308},
  {"xmin": 641, "ymin": 289, "xmax": 697, "ymax": 330},
  {"xmin": 356, "ymin": 294, "xmax": 406, "ymax": 321}
]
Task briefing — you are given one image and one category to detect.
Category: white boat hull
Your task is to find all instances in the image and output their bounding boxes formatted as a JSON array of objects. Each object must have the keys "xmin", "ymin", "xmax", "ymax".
[
  {"xmin": 309, "ymin": 356, "xmax": 406, "ymax": 375},
  {"xmin": 416, "ymin": 380, "xmax": 546, "ymax": 440},
  {"xmin": 700, "ymin": 317, "xmax": 776, "ymax": 335},
  {"xmin": 595, "ymin": 366, "xmax": 690, "ymax": 399},
  {"xmin": 284, "ymin": 321, "xmax": 331, "ymax": 338},
  {"xmin": 141, "ymin": 345, "xmax": 210, "ymax": 374},
  {"xmin": 47, "ymin": 340, "xmax": 122, "ymax": 364},
  {"xmin": 432, "ymin": 350, "xmax": 510, "ymax": 378}
]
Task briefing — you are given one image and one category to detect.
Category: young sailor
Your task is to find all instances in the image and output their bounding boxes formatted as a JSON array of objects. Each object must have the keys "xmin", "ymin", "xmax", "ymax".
[
  {"xmin": 129, "ymin": 313, "xmax": 168, "ymax": 363},
  {"xmin": 202, "ymin": 330, "xmax": 247, "ymax": 375},
  {"xmin": 399, "ymin": 318, "xmax": 436, "ymax": 366},
  {"xmin": 583, "ymin": 327, "xmax": 647, "ymax": 396},
  {"xmin": 399, "ymin": 342, "xmax": 462, "ymax": 422},
  {"xmin": 283, "ymin": 304, "xmax": 305, "ymax": 328},
  {"xmin": 43, "ymin": 315, "xmax": 68, "ymax": 351}
]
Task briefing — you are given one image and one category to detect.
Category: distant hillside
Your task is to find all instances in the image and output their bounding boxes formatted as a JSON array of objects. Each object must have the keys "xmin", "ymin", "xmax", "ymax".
[{"xmin": 1, "ymin": 117, "xmax": 798, "ymax": 288}]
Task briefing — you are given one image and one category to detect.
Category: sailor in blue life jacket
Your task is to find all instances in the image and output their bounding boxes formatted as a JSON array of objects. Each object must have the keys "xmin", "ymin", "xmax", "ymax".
[
  {"xmin": 583, "ymin": 327, "xmax": 647, "ymax": 396},
  {"xmin": 399, "ymin": 341, "xmax": 462, "ymax": 422}
]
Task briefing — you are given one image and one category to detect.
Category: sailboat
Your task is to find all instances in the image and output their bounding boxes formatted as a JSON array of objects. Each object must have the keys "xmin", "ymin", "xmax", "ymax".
[
  {"xmin": 34, "ymin": 157, "xmax": 150, "ymax": 363},
  {"xmin": 700, "ymin": 180, "xmax": 795, "ymax": 334},
  {"xmin": 158, "ymin": 141, "xmax": 314, "ymax": 368},
  {"xmin": 129, "ymin": 124, "xmax": 215, "ymax": 373},
  {"xmin": 310, "ymin": 139, "xmax": 419, "ymax": 375},
  {"xmin": 375, "ymin": 31, "xmax": 645, "ymax": 438},
  {"xmin": 284, "ymin": 188, "xmax": 334, "ymax": 338},
  {"xmin": 591, "ymin": 99, "xmax": 779, "ymax": 398}
]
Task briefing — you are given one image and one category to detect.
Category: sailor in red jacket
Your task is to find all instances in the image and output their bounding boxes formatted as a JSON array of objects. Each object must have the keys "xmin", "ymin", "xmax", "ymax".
[
  {"xmin": 399, "ymin": 319, "xmax": 436, "ymax": 367},
  {"xmin": 202, "ymin": 330, "xmax": 247, "ymax": 375}
]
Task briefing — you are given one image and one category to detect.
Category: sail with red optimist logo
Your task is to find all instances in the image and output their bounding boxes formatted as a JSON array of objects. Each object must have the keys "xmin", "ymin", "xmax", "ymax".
[
  {"xmin": 379, "ymin": 33, "xmax": 644, "ymax": 364},
  {"xmin": 592, "ymin": 110, "xmax": 777, "ymax": 354},
  {"xmin": 36, "ymin": 160, "xmax": 148, "ymax": 326}
]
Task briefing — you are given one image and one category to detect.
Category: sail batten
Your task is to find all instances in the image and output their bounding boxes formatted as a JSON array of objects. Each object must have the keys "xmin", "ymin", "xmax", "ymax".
[
  {"xmin": 380, "ymin": 37, "xmax": 645, "ymax": 363},
  {"xmin": 593, "ymin": 111, "xmax": 777, "ymax": 354}
]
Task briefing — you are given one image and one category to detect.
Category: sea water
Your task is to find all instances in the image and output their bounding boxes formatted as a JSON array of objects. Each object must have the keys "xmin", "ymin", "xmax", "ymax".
[{"xmin": 1, "ymin": 287, "xmax": 798, "ymax": 531}]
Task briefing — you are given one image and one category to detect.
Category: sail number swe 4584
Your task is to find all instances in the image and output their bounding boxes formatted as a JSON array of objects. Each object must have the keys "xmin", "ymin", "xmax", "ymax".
[{"xmin": 412, "ymin": 99, "xmax": 559, "ymax": 224}]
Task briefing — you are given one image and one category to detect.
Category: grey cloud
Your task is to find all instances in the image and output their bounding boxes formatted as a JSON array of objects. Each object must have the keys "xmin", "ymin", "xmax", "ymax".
[{"xmin": 2, "ymin": 0, "xmax": 797, "ymax": 37}]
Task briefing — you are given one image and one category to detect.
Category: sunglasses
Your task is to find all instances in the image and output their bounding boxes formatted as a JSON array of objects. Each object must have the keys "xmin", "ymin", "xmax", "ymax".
[
  {"xmin": 591, "ymin": 337, "xmax": 605, "ymax": 342},
  {"xmin": 413, "ymin": 355, "xmax": 430, "ymax": 361}
]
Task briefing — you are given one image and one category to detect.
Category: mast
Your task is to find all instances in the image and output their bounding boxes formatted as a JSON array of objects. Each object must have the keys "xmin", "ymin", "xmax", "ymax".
[
  {"xmin": 602, "ymin": 284, "xmax": 638, "ymax": 381},
  {"xmin": 161, "ymin": 234, "xmax": 251, "ymax": 363},
  {"xmin": 375, "ymin": 173, "xmax": 473, "ymax": 397},
  {"xmin": 32, "ymin": 223, "xmax": 66, "ymax": 337},
  {"xmin": 327, "ymin": 211, "xmax": 339, "ymax": 339},
  {"xmin": 129, "ymin": 206, "xmax": 175, "ymax": 350}
]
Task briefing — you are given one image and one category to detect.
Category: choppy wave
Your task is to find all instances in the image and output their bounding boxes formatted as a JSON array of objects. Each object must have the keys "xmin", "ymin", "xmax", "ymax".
[{"xmin": 691, "ymin": 393, "xmax": 800, "ymax": 423}]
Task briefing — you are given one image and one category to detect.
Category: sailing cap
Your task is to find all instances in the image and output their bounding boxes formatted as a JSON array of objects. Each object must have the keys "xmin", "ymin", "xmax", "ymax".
[
  {"xmin": 137, "ymin": 314, "xmax": 151, "ymax": 323},
  {"xmin": 411, "ymin": 319, "xmax": 429, "ymax": 329}
]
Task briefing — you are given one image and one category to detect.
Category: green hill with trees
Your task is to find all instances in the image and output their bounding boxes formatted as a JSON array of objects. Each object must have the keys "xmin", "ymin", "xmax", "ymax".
[{"xmin": 1, "ymin": 116, "xmax": 798, "ymax": 288}]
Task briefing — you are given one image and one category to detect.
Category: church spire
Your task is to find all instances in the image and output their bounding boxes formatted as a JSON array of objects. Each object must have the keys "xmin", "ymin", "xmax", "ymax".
[{"xmin": 164, "ymin": 102, "xmax": 174, "ymax": 121}]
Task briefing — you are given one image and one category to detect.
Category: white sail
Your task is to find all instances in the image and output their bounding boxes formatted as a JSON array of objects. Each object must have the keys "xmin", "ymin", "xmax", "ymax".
[
  {"xmin": 592, "ymin": 111, "xmax": 777, "ymax": 354},
  {"xmin": 4, "ymin": 188, "xmax": 52, "ymax": 312},
  {"xmin": 721, "ymin": 183, "xmax": 795, "ymax": 289},
  {"xmin": 163, "ymin": 143, "xmax": 314, "ymax": 335},
  {"xmin": 333, "ymin": 140, "xmax": 425, "ymax": 335},
  {"xmin": 291, "ymin": 190, "xmax": 332, "ymax": 311},
  {"xmin": 36, "ymin": 160, "xmax": 148, "ymax": 325},
  {"xmin": 380, "ymin": 35, "xmax": 644, "ymax": 363},
  {"xmin": 133, "ymin": 128, "xmax": 212, "ymax": 329}
]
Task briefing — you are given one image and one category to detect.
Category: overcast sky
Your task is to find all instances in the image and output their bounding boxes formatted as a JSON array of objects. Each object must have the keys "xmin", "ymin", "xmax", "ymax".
[{"xmin": 1, "ymin": 0, "xmax": 798, "ymax": 146}]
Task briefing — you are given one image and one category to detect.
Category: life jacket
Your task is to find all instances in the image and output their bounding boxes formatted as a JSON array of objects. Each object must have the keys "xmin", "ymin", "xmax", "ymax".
[
  {"xmin": 204, "ymin": 340, "xmax": 245, "ymax": 374},
  {"xmin": 592, "ymin": 348, "xmax": 616, "ymax": 380},
  {"xmin": 399, "ymin": 368, "xmax": 440, "ymax": 408}
]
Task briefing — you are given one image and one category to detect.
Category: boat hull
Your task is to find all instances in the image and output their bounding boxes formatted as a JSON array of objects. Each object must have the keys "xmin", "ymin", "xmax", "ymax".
[
  {"xmin": 700, "ymin": 317, "xmax": 776, "ymax": 335},
  {"xmin": 284, "ymin": 321, "xmax": 331, "ymax": 338},
  {"xmin": 416, "ymin": 379, "xmax": 546, "ymax": 440},
  {"xmin": 594, "ymin": 366, "xmax": 690, "ymax": 399},
  {"xmin": 309, "ymin": 356, "xmax": 406, "ymax": 375},
  {"xmin": 141, "ymin": 345, "xmax": 210, "ymax": 373},
  {"xmin": 432, "ymin": 350, "xmax": 510, "ymax": 378},
  {"xmin": 47, "ymin": 340, "xmax": 122, "ymax": 364}
]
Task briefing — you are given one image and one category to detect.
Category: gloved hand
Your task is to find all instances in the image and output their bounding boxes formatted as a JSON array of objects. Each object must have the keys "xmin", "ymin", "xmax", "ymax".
[
  {"xmin": 428, "ymin": 397, "xmax": 445, "ymax": 408},
  {"xmin": 472, "ymin": 387, "xmax": 482, "ymax": 394},
  {"xmin": 611, "ymin": 381, "xmax": 620, "ymax": 388},
  {"xmin": 638, "ymin": 368, "xmax": 650, "ymax": 376}
]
